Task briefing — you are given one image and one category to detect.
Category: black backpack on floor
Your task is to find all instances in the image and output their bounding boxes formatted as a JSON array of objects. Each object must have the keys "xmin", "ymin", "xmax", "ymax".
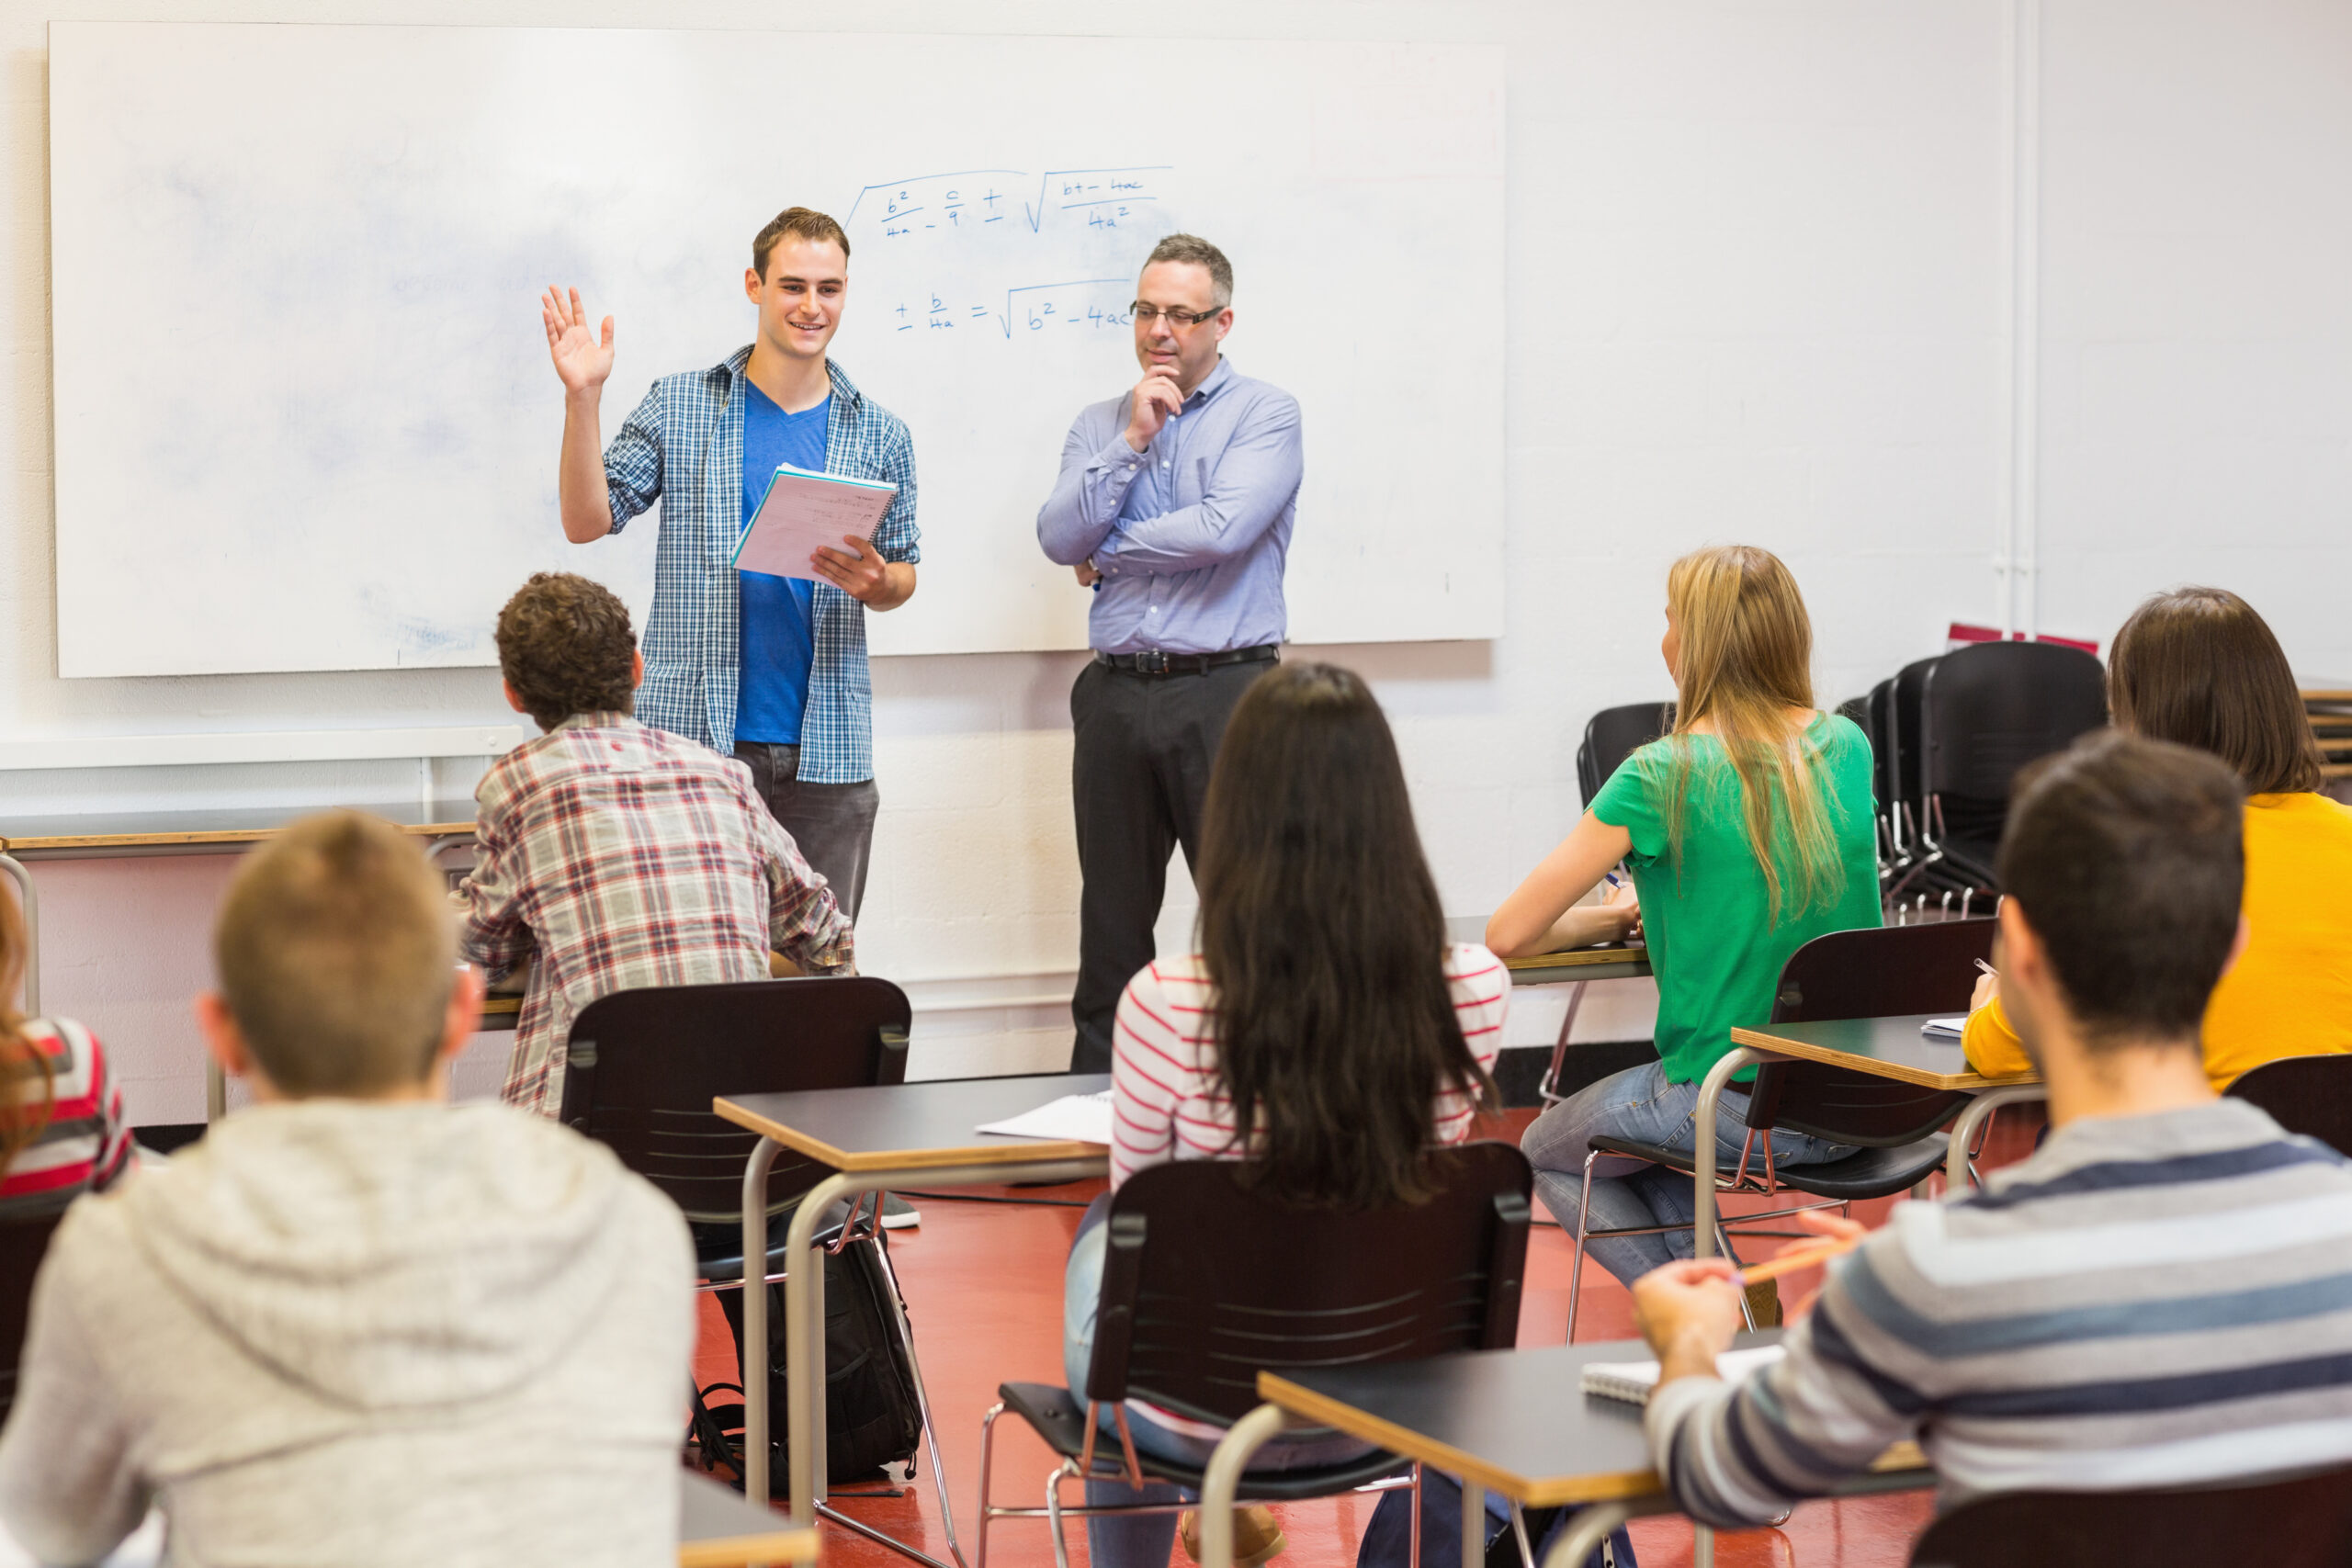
[{"xmin": 690, "ymin": 1229, "xmax": 924, "ymax": 1489}]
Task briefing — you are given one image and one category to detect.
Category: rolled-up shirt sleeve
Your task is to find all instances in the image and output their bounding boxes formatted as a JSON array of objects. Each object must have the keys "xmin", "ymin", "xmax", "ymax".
[
  {"xmin": 603, "ymin": 382, "xmax": 666, "ymax": 536},
  {"xmin": 1037, "ymin": 408, "xmax": 1148, "ymax": 566},
  {"xmin": 1091, "ymin": 391, "xmax": 1301, "ymax": 578}
]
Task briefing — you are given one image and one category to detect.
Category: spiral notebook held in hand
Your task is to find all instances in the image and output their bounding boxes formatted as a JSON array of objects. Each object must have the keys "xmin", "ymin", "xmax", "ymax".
[
  {"xmin": 734, "ymin": 461, "xmax": 898, "ymax": 582},
  {"xmin": 1580, "ymin": 1344, "xmax": 1786, "ymax": 1404}
]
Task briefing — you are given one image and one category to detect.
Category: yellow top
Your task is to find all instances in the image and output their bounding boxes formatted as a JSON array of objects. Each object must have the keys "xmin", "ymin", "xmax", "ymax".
[{"xmin": 1964, "ymin": 792, "xmax": 2352, "ymax": 1089}]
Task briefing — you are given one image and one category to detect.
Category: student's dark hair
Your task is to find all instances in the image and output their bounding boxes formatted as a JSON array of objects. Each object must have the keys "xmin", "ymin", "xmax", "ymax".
[
  {"xmin": 2108, "ymin": 586, "xmax": 2324, "ymax": 795},
  {"xmin": 1195, "ymin": 662, "xmax": 1496, "ymax": 1208},
  {"xmin": 1144, "ymin": 233, "xmax": 1233, "ymax": 309},
  {"xmin": 1996, "ymin": 731, "xmax": 2245, "ymax": 1049},
  {"xmin": 494, "ymin": 572, "xmax": 637, "ymax": 732},
  {"xmin": 752, "ymin": 207, "xmax": 850, "ymax": 277}
]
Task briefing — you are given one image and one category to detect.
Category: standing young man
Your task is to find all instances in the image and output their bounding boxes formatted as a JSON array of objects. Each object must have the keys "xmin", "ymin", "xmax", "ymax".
[
  {"xmin": 1036, "ymin": 235, "xmax": 1303, "ymax": 1074},
  {"xmin": 543, "ymin": 207, "xmax": 917, "ymax": 918}
]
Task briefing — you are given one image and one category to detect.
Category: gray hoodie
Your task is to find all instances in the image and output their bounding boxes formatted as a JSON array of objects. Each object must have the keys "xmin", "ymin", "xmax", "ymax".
[{"xmin": 0, "ymin": 1100, "xmax": 695, "ymax": 1567}]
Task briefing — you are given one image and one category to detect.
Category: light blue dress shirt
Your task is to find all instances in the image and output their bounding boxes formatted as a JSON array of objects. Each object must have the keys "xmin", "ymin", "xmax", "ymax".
[{"xmin": 1035, "ymin": 357, "xmax": 1303, "ymax": 656}]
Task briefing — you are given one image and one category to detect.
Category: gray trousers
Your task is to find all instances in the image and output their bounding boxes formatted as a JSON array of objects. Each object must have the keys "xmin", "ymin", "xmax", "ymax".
[
  {"xmin": 733, "ymin": 742, "xmax": 880, "ymax": 921},
  {"xmin": 1068, "ymin": 655, "xmax": 1273, "ymax": 1074}
]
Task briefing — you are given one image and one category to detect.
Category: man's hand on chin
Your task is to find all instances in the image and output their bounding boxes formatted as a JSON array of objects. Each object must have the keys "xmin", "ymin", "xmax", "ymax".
[{"xmin": 1632, "ymin": 1258, "xmax": 1746, "ymax": 1385}]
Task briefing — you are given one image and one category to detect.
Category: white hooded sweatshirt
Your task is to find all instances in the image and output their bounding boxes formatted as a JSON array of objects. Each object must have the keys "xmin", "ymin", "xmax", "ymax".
[{"xmin": 0, "ymin": 1100, "xmax": 695, "ymax": 1567}]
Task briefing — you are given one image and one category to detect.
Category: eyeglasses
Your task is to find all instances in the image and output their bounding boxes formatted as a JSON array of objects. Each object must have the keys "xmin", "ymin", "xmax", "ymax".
[{"xmin": 1130, "ymin": 302, "xmax": 1222, "ymax": 329}]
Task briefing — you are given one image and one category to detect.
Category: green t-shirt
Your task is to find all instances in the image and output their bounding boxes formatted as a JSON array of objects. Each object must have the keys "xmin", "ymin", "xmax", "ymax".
[{"xmin": 1590, "ymin": 714, "xmax": 1883, "ymax": 1084}]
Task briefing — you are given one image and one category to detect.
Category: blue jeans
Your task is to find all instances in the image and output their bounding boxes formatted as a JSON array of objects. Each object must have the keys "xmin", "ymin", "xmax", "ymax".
[
  {"xmin": 1063, "ymin": 1195, "xmax": 1374, "ymax": 1568},
  {"xmin": 1521, "ymin": 1061, "xmax": 1853, "ymax": 1287}
]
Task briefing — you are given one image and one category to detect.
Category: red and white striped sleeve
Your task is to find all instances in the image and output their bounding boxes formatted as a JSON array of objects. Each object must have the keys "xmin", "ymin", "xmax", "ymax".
[
  {"xmin": 1434, "ymin": 943, "xmax": 1510, "ymax": 1146},
  {"xmin": 1110, "ymin": 964, "xmax": 1195, "ymax": 1189}
]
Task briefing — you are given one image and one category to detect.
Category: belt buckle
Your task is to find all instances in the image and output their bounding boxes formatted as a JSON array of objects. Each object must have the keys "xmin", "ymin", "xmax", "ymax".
[{"xmin": 1135, "ymin": 650, "xmax": 1170, "ymax": 675}]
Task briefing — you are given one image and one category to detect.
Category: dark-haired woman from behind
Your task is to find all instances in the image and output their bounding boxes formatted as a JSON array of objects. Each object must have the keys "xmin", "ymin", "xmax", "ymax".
[
  {"xmin": 1062, "ymin": 661, "xmax": 1506, "ymax": 1568},
  {"xmin": 1965, "ymin": 586, "xmax": 2352, "ymax": 1087}
]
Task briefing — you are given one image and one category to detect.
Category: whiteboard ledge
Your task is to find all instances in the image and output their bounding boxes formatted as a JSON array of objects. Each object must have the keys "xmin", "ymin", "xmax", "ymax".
[{"xmin": 0, "ymin": 726, "xmax": 532, "ymax": 773}]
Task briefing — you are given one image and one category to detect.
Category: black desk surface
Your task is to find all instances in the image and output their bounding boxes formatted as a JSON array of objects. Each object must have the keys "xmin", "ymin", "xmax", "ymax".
[
  {"xmin": 1731, "ymin": 1015, "xmax": 2040, "ymax": 1092},
  {"xmin": 1261, "ymin": 1333, "xmax": 1924, "ymax": 1507},
  {"xmin": 715, "ymin": 1072, "xmax": 1114, "ymax": 1173}
]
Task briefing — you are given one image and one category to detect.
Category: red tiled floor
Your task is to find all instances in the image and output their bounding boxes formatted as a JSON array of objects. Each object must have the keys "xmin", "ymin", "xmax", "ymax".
[{"xmin": 695, "ymin": 1103, "xmax": 2047, "ymax": 1568}]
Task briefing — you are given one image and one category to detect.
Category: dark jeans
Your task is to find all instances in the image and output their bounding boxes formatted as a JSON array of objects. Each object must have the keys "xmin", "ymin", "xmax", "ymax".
[
  {"xmin": 1068, "ymin": 655, "xmax": 1274, "ymax": 1074},
  {"xmin": 734, "ymin": 742, "xmax": 880, "ymax": 921}
]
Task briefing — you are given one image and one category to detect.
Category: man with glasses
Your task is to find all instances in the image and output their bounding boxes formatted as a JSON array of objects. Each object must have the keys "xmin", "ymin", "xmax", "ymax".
[{"xmin": 1037, "ymin": 234, "xmax": 1304, "ymax": 1075}]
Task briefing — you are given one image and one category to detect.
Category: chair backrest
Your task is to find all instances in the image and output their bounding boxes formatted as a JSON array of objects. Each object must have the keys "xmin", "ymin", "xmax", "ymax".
[
  {"xmin": 1864, "ymin": 678, "xmax": 1897, "ymax": 816},
  {"xmin": 0, "ymin": 1211, "xmax": 62, "ymax": 1423},
  {"xmin": 1748, "ymin": 921, "xmax": 1996, "ymax": 1146},
  {"xmin": 1920, "ymin": 640, "xmax": 2108, "ymax": 804},
  {"xmin": 1907, "ymin": 1464, "xmax": 2352, "ymax": 1567},
  {"xmin": 1577, "ymin": 702, "xmax": 1675, "ymax": 809},
  {"xmin": 559, "ymin": 976, "xmax": 912, "ymax": 1223},
  {"xmin": 1888, "ymin": 656, "xmax": 1941, "ymax": 821},
  {"xmin": 1086, "ymin": 1143, "xmax": 1532, "ymax": 1423},
  {"xmin": 2226, "ymin": 1055, "xmax": 2352, "ymax": 1159}
]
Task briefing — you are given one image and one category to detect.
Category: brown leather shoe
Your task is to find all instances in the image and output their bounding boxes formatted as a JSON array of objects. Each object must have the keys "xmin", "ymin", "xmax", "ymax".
[{"xmin": 1179, "ymin": 1505, "xmax": 1287, "ymax": 1566}]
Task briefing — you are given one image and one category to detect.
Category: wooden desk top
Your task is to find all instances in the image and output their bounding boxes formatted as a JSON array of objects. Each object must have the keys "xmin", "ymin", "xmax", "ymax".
[
  {"xmin": 1730, "ymin": 1015, "xmax": 2041, "ymax": 1093},
  {"xmin": 0, "ymin": 800, "xmax": 480, "ymax": 858},
  {"xmin": 1444, "ymin": 917, "xmax": 1652, "ymax": 984},
  {"xmin": 715, "ymin": 1073, "xmax": 1114, "ymax": 1174},
  {"xmin": 1260, "ymin": 1334, "xmax": 1926, "ymax": 1507},
  {"xmin": 678, "ymin": 1469, "xmax": 818, "ymax": 1566}
]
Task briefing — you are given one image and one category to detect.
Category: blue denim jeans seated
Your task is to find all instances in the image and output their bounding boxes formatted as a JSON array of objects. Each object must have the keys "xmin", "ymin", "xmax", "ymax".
[
  {"xmin": 1063, "ymin": 1193, "xmax": 1375, "ymax": 1568},
  {"xmin": 1520, "ymin": 1061, "xmax": 1853, "ymax": 1288}
]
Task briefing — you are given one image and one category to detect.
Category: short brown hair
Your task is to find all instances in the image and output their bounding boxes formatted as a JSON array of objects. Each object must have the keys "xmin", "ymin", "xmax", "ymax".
[
  {"xmin": 495, "ymin": 572, "xmax": 637, "ymax": 732},
  {"xmin": 2109, "ymin": 587, "xmax": 2324, "ymax": 795},
  {"xmin": 214, "ymin": 812, "xmax": 457, "ymax": 1097},
  {"xmin": 752, "ymin": 207, "xmax": 850, "ymax": 278},
  {"xmin": 1996, "ymin": 732, "xmax": 2245, "ymax": 1047},
  {"xmin": 1143, "ymin": 233, "xmax": 1232, "ymax": 309}
]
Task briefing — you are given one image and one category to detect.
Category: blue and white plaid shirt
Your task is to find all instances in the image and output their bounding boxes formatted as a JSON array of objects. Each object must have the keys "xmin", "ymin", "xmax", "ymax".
[{"xmin": 603, "ymin": 349, "xmax": 920, "ymax": 783}]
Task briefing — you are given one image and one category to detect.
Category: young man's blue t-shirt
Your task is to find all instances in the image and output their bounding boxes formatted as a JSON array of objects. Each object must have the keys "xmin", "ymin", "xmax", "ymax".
[{"xmin": 736, "ymin": 383, "xmax": 827, "ymax": 745}]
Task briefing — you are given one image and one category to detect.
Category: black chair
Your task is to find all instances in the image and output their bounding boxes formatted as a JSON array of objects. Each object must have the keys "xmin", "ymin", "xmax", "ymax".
[
  {"xmin": 977, "ymin": 1144, "xmax": 1533, "ymax": 1568},
  {"xmin": 1540, "ymin": 702, "xmax": 1675, "ymax": 1105},
  {"xmin": 1564, "ymin": 921, "xmax": 1995, "ymax": 1339},
  {"xmin": 0, "ymin": 1211, "xmax": 62, "ymax": 1425},
  {"xmin": 1575, "ymin": 701, "xmax": 1675, "ymax": 809},
  {"xmin": 2226, "ymin": 1055, "xmax": 2352, "ymax": 1158},
  {"xmin": 556, "ymin": 976, "xmax": 940, "ymax": 1517},
  {"xmin": 1918, "ymin": 641, "xmax": 2108, "ymax": 889},
  {"xmin": 1908, "ymin": 1464, "xmax": 2352, "ymax": 1567}
]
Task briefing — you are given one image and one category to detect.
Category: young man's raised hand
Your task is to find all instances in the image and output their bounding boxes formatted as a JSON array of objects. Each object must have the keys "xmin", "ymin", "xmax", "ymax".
[{"xmin": 542, "ymin": 286, "xmax": 615, "ymax": 398}]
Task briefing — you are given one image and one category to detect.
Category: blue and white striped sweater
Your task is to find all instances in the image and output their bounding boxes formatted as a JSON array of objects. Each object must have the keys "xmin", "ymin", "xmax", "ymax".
[{"xmin": 1648, "ymin": 1100, "xmax": 2352, "ymax": 1524}]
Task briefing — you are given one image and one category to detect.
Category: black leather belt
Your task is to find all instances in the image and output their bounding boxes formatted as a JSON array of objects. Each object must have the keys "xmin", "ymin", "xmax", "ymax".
[{"xmin": 1094, "ymin": 645, "xmax": 1280, "ymax": 677}]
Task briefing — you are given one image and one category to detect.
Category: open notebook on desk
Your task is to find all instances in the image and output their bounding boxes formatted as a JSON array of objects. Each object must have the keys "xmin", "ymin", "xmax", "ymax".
[{"xmin": 978, "ymin": 1089, "xmax": 1114, "ymax": 1145}]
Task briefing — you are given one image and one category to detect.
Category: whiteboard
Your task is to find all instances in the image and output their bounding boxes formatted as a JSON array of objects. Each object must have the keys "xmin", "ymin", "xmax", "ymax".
[{"xmin": 49, "ymin": 24, "xmax": 1505, "ymax": 677}]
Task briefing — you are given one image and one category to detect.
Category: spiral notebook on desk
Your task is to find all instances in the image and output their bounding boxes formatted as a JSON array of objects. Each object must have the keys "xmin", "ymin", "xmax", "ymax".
[
  {"xmin": 733, "ymin": 461, "xmax": 898, "ymax": 581},
  {"xmin": 1580, "ymin": 1344, "xmax": 1786, "ymax": 1404}
]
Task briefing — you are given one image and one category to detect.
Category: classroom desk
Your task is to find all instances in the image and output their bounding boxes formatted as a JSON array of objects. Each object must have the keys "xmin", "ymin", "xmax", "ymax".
[
  {"xmin": 680, "ymin": 1468, "xmax": 820, "ymax": 1567},
  {"xmin": 1681, "ymin": 1016, "xmax": 2046, "ymax": 1260},
  {"xmin": 713, "ymin": 1074, "xmax": 1113, "ymax": 1561},
  {"xmin": 1193, "ymin": 1336, "xmax": 1929, "ymax": 1568}
]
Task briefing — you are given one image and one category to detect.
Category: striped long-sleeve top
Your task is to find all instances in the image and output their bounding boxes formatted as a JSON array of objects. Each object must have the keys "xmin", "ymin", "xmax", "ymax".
[
  {"xmin": 1108, "ymin": 943, "xmax": 1508, "ymax": 1189},
  {"xmin": 1, "ymin": 1019, "xmax": 132, "ymax": 1219},
  {"xmin": 1647, "ymin": 1100, "xmax": 2352, "ymax": 1525}
]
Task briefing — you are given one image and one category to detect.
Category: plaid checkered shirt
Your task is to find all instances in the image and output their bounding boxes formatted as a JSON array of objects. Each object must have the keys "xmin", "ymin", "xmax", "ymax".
[
  {"xmin": 455, "ymin": 713, "xmax": 857, "ymax": 1118},
  {"xmin": 603, "ymin": 349, "xmax": 920, "ymax": 781}
]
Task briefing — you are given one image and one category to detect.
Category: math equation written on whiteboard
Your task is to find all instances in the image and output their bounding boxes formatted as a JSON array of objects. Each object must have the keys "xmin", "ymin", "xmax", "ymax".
[{"xmin": 841, "ymin": 164, "xmax": 1175, "ymax": 342}]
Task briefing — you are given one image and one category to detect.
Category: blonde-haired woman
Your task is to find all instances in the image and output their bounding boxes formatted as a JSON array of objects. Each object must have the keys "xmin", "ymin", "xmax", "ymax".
[{"xmin": 1489, "ymin": 546, "xmax": 1880, "ymax": 1291}]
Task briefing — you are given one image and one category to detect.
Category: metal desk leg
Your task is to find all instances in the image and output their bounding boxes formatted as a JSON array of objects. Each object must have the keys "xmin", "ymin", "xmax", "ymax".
[
  {"xmin": 1690, "ymin": 1048, "xmax": 1762, "ymax": 1261},
  {"xmin": 1197, "ymin": 1403, "xmax": 1295, "ymax": 1568},
  {"xmin": 739, "ymin": 1136, "xmax": 786, "ymax": 1506},
  {"xmin": 0, "ymin": 855, "xmax": 36, "ymax": 1018},
  {"xmin": 1945, "ymin": 1086, "xmax": 2047, "ymax": 1191},
  {"xmin": 1462, "ymin": 1480, "xmax": 1485, "ymax": 1568}
]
